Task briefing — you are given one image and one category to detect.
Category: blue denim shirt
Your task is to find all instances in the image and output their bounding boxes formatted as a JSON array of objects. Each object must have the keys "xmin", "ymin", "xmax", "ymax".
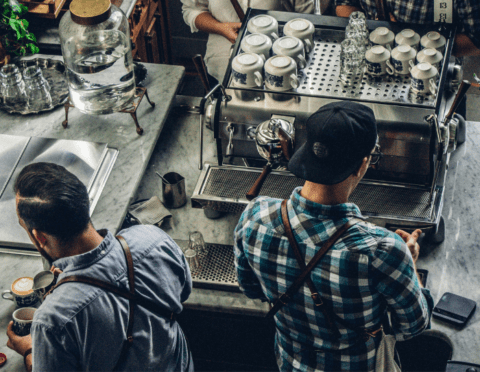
[{"xmin": 31, "ymin": 225, "xmax": 193, "ymax": 372}]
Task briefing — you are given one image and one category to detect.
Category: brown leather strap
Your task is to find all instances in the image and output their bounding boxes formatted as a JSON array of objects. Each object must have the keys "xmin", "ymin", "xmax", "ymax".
[
  {"xmin": 375, "ymin": 0, "xmax": 388, "ymax": 20},
  {"xmin": 230, "ymin": 0, "xmax": 245, "ymax": 21},
  {"xmin": 266, "ymin": 200, "xmax": 357, "ymax": 338}
]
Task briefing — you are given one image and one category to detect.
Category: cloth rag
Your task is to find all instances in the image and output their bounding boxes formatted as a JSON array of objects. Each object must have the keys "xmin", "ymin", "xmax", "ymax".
[{"xmin": 128, "ymin": 196, "xmax": 172, "ymax": 226}]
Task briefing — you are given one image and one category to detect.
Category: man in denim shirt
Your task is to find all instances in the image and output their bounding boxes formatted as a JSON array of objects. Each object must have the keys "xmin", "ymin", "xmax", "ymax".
[{"xmin": 7, "ymin": 162, "xmax": 193, "ymax": 371}]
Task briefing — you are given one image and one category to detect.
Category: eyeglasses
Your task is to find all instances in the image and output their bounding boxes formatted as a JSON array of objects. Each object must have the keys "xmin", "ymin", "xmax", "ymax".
[{"xmin": 370, "ymin": 141, "xmax": 382, "ymax": 166}]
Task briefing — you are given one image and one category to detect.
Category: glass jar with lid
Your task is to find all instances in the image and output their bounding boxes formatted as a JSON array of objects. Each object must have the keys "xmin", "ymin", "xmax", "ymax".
[{"xmin": 59, "ymin": 0, "xmax": 135, "ymax": 115}]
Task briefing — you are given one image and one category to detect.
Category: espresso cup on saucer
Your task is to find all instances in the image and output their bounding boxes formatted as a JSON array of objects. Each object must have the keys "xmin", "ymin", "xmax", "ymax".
[
  {"xmin": 391, "ymin": 44, "xmax": 416, "ymax": 75},
  {"xmin": 2, "ymin": 276, "xmax": 38, "ymax": 307},
  {"xmin": 395, "ymin": 29, "xmax": 420, "ymax": 51},
  {"xmin": 365, "ymin": 45, "xmax": 394, "ymax": 76},
  {"xmin": 410, "ymin": 62, "xmax": 438, "ymax": 95},
  {"xmin": 231, "ymin": 53, "xmax": 264, "ymax": 88},
  {"xmin": 12, "ymin": 307, "xmax": 36, "ymax": 336},
  {"xmin": 416, "ymin": 48, "xmax": 443, "ymax": 70},
  {"xmin": 272, "ymin": 36, "xmax": 307, "ymax": 69},
  {"xmin": 283, "ymin": 18, "xmax": 315, "ymax": 53},
  {"xmin": 369, "ymin": 27, "xmax": 395, "ymax": 51},
  {"xmin": 264, "ymin": 55, "xmax": 299, "ymax": 91},
  {"xmin": 247, "ymin": 15, "xmax": 279, "ymax": 41},
  {"xmin": 240, "ymin": 33, "xmax": 272, "ymax": 60},
  {"xmin": 420, "ymin": 31, "xmax": 446, "ymax": 53}
]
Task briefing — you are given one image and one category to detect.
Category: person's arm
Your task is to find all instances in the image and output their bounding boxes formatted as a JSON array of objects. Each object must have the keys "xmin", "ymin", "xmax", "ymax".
[
  {"xmin": 180, "ymin": 0, "xmax": 209, "ymax": 33},
  {"xmin": 233, "ymin": 204, "xmax": 268, "ymax": 301},
  {"xmin": 6, "ymin": 322, "xmax": 32, "ymax": 372},
  {"xmin": 370, "ymin": 231, "xmax": 434, "ymax": 341},
  {"xmin": 194, "ymin": 12, "xmax": 241, "ymax": 44},
  {"xmin": 453, "ymin": 33, "xmax": 480, "ymax": 57},
  {"xmin": 335, "ymin": 5, "xmax": 361, "ymax": 17}
]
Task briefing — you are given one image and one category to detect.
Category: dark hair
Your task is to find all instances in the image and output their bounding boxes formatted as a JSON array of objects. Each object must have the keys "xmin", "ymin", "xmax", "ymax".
[{"xmin": 14, "ymin": 162, "xmax": 90, "ymax": 242}]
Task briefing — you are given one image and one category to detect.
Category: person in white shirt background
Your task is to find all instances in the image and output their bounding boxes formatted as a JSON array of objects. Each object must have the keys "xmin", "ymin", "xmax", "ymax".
[{"xmin": 181, "ymin": 0, "xmax": 314, "ymax": 84}]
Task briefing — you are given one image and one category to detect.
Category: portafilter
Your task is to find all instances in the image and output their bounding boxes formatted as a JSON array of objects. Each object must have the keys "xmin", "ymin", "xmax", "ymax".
[{"xmin": 246, "ymin": 118, "xmax": 295, "ymax": 200}]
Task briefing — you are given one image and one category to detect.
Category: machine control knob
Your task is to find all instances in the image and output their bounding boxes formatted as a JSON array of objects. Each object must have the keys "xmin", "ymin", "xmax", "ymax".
[
  {"xmin": 226, "ymin": 123, "xmax": 235, "ymax": 156},
  {"xmin": 246, "ymin": 126, "xmax": 256, "ymax": 140}
]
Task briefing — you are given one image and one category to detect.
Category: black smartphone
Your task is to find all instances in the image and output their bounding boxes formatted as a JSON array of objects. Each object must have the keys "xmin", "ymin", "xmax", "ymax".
[{"xmin": 417, "ymin": 269, "xmax": 428, "ymax": 287}]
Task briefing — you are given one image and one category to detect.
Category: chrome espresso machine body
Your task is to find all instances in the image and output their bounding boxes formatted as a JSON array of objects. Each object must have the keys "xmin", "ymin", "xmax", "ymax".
[{"xmin": 192, "ymin": 9, "xmax": 465, "ymax": 241}]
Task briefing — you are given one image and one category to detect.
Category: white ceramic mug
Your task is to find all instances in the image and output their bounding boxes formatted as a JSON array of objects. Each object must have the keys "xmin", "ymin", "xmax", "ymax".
[
  {"xmin": 391, "ymin": 45, "xmax": 416, "ymax": 75},
  {"xmin": 264, "ymin": 55, "xmax": 299, "ymax": 91},
  {"xmin": 369, "ymin": 27, "xmax": 395, "ymax": 51},
  {"xmin": 231, "ymin": 53, "xmax": 264, "ymax": 88},
  {"xmin": 420, "ymin": 31, "xmax": 446, "ymax": 53},
  {"xmin": 395, "ymin": 29, "xmax": 420, "ymax": 51},
  {"xmin": 247, "ymin": 15, "xmax": 279, "ymax": 41},
  {"xmin": 283, "ymin": 18, "xmax": 315, "ymax": 53},
  {"xmin": 240, "ymin": 33, "xmax": 272, "ymax": 61},
  {"xmin": 410, "ymin": 62, "xmax": 438, "ymax": 95},
  {"xmin": 365, "ymin": 45, "xmax": 394, "ymax": 76},
  {"xmin": 416, "ymin": 48, "xmax": 443, "ymax": 70},
  {"xmin": 2, "ymin": 276, "xmax": 38, "ymax": 307},
  {"xmin": 272, "ymin": 36, "xmax": 307, "ymax": 69}
]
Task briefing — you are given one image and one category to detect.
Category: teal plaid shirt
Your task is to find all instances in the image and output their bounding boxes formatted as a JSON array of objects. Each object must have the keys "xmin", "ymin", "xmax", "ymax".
[{"xmin": 234, "ymin": 187, "xmax": 433, "ymax": 371}]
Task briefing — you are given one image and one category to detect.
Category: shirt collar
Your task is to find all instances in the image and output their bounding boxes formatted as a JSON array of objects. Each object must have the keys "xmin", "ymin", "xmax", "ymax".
[
  {"xmin": 291, "ymin": 187, "xmax": 366, "ymax": 220},
  {"xmin": 53, "ymin": 229, "xmax": 114, "ymax": 273}
]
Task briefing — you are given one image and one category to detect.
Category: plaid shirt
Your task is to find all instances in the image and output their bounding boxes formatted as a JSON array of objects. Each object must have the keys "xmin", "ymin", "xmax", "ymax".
[
  {"xmin": 234, "ymin": 187, "xmax": 433, "ymax": 371},
  {"xmin": 335, "ymin": 0, "xmax": 480, "ymax": 49}
]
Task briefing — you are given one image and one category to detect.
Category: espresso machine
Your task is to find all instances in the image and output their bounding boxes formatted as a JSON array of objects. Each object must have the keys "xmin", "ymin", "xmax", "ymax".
[{"xmin": 192, "ymin": 9, "xmax": 467, "ymax": 243}]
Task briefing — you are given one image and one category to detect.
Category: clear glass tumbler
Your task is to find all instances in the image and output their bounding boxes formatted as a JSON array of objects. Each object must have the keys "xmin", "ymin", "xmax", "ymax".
[
  {"xmin": 189, "ymin": 231, "xmax": 207, "ymax": 255},
  {"xmin": 347, "ymin": 12, "xmax": 369, "ymax": 45},
  {"xmin": 339, "ymin": 38, "xmax": 364, "ymax": 84},
  {"xmin": 0, "ymin": 64, "xmax": 27, "ymax": 110},
  {"xmin": 23, "ymin": 66, "xmax": 53, "ymax": 112}
]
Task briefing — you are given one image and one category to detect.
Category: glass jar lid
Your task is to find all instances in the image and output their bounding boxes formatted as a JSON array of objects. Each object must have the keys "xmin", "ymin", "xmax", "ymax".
[{"xmin": 70, "ymin": 0, "xmax": 111, "ymax": 25}]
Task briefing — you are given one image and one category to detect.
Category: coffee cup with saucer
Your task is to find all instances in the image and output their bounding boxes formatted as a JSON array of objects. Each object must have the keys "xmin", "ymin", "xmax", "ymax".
[
  {"xmin": 231, "ymin": 53, "xmax": 264, "ymax": 88},
  {"xmin": 369, "ymin": 27, "xmax": 395, "ymax": 51},
  {"xmin": 272, "ymin": 36, "xmax": 307, "ymax": 69},
  {"xmin": 365, "ymin": 45, "xmax": 394, "ymax": 76},
  {"xmin": 247, "ymin": 15, "xmax": 279, "ymax": 41},
  {"xmin": 420, "ymin": 31, "xmax": 446, "ymax": 53},
  {"xmin": 410, "ymin": 62, "xmax": 438, "ymax": 95},
  {"xmin": 283, "ymin": 18, "xmax": 315, "ymax": 53},
  {"xmin": 240, "ymin": 33, "xmax": 272, "ymax": 60},
  {"xmin": 264, "ymin": 55, "xmax": 299, "ymax": 91},
  {"xmin": 416, "ymin": 48, "xmax": 443, "ymax": 70},
  {"xmin": 395, "ymin": 29, "xmax": 420, "ymax": 51},
  {"xmin": 2, "ymin": 276, "xmax": 38, "ymax": 307},
  {"xmin": 391, "ymin": 44, "xmax": 416, "ymax": 75}
]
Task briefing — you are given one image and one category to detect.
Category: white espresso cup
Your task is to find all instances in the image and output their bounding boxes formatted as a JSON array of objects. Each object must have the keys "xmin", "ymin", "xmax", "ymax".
[
  {"xmin": 247, "ymin": 15, "xmax": 279, "ymax": 41},
  {"xmin": 391, "ymin": 45, "xmax": 416, "ymax": 75},
  {"xmin": 240, "ymin": 33, "xmax": 272, "ymax": 60},
  {"xmin": 416, "ymin": 48, "xmax": 443, "ymax": 70},
  {"xmin": 231, "ymin": 53, "xmax": 264, "ymax": 88},
  {"xmin": 369, "ymin": 27, "xmax": 395, "ymax": 51},
  {"xmin": 420, "ymin": 31, "xmax": 446, "ymax": 53},
  {"xmin": 365, "ymin": 45, "xmax": 394, "ymax": 76},
  {"xmin": 410, "ymin": 62, "xmax": 438, "ymax": 95},
  {"xmin": 395, "ymin": 29, "xmax": 421, "ymax": 51},
  {"xmin": 264, "ymin": 55, "xmax": 299, "ymax": 91},
  {"xmin": 272, "ymin": 36, "xmax": 307, "ymax": 69},
  {"xmin": 283, "ymin": 18, "xmax": 315, "ymax": 53}
]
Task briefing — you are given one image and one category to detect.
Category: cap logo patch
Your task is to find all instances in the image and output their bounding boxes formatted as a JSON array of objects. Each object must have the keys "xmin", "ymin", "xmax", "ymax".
[{"xmin": 313, "ymin": 142, "xmax": 328, "ymax": 158}]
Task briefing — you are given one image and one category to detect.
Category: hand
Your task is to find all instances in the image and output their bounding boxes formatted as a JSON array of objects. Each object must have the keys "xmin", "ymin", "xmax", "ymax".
[
  {"xmin": 50, "ymin": 265, "xmax": 63, "ymax": 277},
  {"xmin": 6, "ymin": 321, "xmax": 32, "ymax": 357},
  {"xmin": 395, "ymin": 229, "xmax": 422, "ymax": 263},
  {"xmin": 219, "ymin": 22, "xmax": 241, "ymax": 44}
]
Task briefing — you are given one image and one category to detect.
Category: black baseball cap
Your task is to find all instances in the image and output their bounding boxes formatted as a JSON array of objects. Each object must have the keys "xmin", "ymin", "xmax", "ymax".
[{"xmin": 288, "ymin": 101, "xmax": 377, "ymax": 185}]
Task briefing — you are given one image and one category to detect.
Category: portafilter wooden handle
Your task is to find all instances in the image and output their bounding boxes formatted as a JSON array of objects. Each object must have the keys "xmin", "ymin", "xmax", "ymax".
[
  {"xmin": 277, "ymin": 127, "xmax": 293, "ymax": 161},
  {"xmin": 246, "ymin": 164, "xmax": 272, "ymax": 201},
  {"xmin": 445, "ymin": 80, "xmax": 471, "ymax": 122}
]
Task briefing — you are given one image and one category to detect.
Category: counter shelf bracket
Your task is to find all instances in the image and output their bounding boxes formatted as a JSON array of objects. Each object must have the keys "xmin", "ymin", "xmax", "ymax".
[{"xmin": 61, "ymin": 87, "xmax": 156, "ymax": 135}]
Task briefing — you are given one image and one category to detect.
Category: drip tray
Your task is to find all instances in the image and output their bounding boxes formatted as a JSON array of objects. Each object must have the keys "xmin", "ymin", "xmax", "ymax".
[
  {"xmin": 190, "ymin": 244, "xmax": 239, "ymax": 292},
  {"xmin": 192, "ymin": 164, "xmax": 435, "ymax": 222}
]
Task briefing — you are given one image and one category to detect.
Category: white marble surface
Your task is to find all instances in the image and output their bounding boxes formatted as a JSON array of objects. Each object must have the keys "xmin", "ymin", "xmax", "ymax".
[{"xmin": 136, "ymin": 97, "xmax": 480, "ymax": 363}]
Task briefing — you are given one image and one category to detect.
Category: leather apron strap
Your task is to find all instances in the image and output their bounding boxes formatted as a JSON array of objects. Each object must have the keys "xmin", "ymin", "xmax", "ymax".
[
  {"xmin": 230, "ymin": 0, "xmax": 245, "ymax": 21},
  {"xmin": 375, "ymin": 0, "xmax": 388, "ymax": 20}
]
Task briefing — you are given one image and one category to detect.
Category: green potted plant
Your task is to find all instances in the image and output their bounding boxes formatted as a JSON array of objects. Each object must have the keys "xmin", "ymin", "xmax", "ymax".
[{"xmin": 0, "ymin": 0, "xmax": 39, "ymax": 65}]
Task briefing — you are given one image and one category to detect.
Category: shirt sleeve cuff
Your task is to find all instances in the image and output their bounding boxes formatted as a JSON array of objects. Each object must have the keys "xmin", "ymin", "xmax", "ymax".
[{"xmin": 188, "ymin": 11, "xmax": 210, "ymax": 33}]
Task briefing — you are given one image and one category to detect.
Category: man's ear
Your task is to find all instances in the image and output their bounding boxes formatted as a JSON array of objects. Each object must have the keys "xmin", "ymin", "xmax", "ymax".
[
  {"xmin": 31, "ymin": 229, "xmax": 48, "ymax": 248},
  {"xmin": 354, "ymin": 156, "xmax": 370, "ymax": 177}
]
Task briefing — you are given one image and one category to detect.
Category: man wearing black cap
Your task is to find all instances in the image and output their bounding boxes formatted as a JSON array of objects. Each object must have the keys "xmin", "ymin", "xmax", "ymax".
[{"xmin": 234, "ymin": 101, "xmax": 433, "ymax": 371}]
